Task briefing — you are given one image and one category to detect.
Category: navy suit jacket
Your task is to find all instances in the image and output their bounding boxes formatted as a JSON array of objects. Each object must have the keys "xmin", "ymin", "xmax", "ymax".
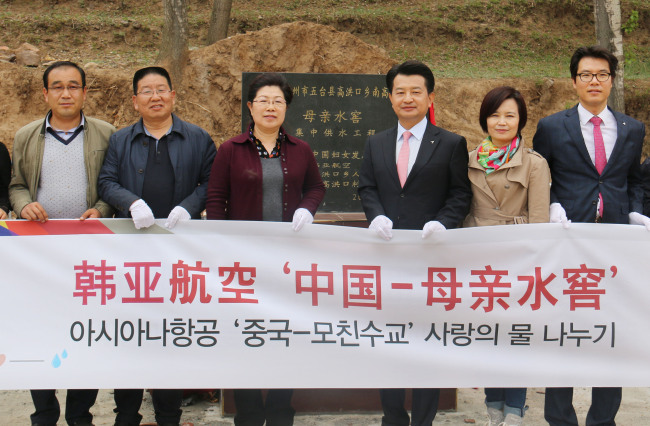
[
  {"xmin": 358, "ymin": 122, "xmax": 472, "ymax": 230},
  {"xmin": 0, "ymin": 142, "xmax": 10, "ymax": 214},
  {"xmin": 533, "ymin": 105, "xmax": 645, "ymax": 224},
  {"xmin": 641, "ymin": 158, "xmax": 650, "ymax": 216}
]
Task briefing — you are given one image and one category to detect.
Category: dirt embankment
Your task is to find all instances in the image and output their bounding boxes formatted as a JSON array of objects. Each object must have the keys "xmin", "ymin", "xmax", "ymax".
[{"xmin": 0, "ymin": 21, "xmax": 648, "ymax": 156}]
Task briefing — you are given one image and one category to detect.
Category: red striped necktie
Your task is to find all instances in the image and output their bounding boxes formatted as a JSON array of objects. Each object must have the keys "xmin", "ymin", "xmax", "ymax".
[{"xmin": 590, "ymin": 116, "xmax": 607, "ymax": 218}]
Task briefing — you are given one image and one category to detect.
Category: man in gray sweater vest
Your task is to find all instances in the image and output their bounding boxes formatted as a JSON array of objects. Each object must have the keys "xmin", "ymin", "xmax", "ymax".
[{"xmin": 9, "ymin": 61, "xmax": 115, "ymax": 426}]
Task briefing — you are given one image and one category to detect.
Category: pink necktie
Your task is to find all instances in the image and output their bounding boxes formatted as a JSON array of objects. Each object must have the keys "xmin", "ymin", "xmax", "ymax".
[
  {"xmin": 590, "ymin": 116, "xmax": 606, "ymax": 217},
  {"xmin": 397, "ymin": 130, "xmax": 411, "ymax": 187}
]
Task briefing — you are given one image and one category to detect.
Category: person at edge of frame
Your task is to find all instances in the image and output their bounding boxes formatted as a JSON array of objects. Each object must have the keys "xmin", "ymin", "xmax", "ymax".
[{"xmin": 0, "ymin": 141, "xmax": 11, "ymax": 219}]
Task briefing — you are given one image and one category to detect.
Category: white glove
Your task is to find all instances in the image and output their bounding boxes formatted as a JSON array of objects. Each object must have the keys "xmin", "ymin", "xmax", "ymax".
[
  {"xmin": 550, "ymin": 202, "xmax": 571, "ymax": 229},
  {"xmin": 629, "ymin": 212, "xmax": 650, "ymax": 231},
  {"xmin": 129, "ymin": 199, "xmax": 155, "ymax": 229},
  {"xmin": 291, "ymin": 208, "xmax": 313, "ymax": 232},
  {"xmin": 369, "ymin": 215, "xmax": 393, "ymax": 241},
  {"xmin": 422, "ymin": 220, "xmax": 446, "ymax": 239},
  {"xmin": 165, "ymin": 206, "xmax": 191, "ymax": 229}
]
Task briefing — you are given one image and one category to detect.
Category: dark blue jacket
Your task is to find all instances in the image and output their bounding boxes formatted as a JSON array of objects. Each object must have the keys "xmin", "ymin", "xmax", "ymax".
[
  {"xmin": 358, "ymin": 122, "xmax": 472, "ymax": 230},
  {"xmin": 0, "ymin": 142, "xmax": 10, "ymax": 215},
  {"xmin": 98, "ymin": 114, "xmax": 217, "ymax": 218},
  {"xmin": 533, "ymin": 105, "xmax": 645, "ymax": 224}
]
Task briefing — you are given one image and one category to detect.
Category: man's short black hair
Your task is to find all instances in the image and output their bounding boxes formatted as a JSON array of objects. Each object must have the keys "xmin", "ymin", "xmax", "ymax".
[
  {"xmin": 43, "ymin": 61, "xmax": 86, "ymax": 89},
  {"xmin": 386, "ymin": 60, "xmax": 435, "ymax": 94},
  {"xmin": 132, "ymin": 66, "xmax": 173, "ymax": 95},
  {"xmin": 479, "ymin": 86, "xmax": 528, "ymax": 135},
  {"xmin": 570, "ymin": 46, "xmax": 618, "ymax": 80}
]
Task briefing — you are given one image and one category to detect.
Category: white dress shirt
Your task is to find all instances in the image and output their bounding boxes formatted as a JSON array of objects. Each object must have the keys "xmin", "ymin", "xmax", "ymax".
[
  {"xmin": 46, "ymin": 113, "xmax": 85, "ymax": 140},
  {"xmin": 395, "ymin": 117, "xmax": 428, "ymax": 176}
]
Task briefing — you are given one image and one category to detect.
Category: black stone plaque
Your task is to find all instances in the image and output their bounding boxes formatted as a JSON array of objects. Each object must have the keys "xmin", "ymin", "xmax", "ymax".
[{"xmin": 241, "ymin": 72, "xmax": 395, "ymax": 213}]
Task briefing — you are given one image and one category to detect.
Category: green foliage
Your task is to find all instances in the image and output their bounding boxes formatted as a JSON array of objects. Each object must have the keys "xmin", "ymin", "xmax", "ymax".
[
  {"xmin": 622, "ymin": 10, "xmax": 639, "ymax": 34},
  {"xmin": 543, "ymin": 0, "xmax": 592, "ymax": 14},
  {"xmin": 625, "ymin": 43, "xmax": 649, "ymax": 77},
  {"xmin": 0, "ymin": 0, "xmax": 648, "ymax": 79},
  {"xmin": 285, "ymin": 0, "xmax": 302, "ymax": 10}
]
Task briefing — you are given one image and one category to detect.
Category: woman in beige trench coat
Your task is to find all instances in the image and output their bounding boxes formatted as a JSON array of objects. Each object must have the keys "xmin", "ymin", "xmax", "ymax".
[
  {"xmin": 464, "ymin": 86, "xmax": 551, "ymax": 228},
  {"xmin": 464, "ymin": 86, "xmax": 551, "ymax": 426}
]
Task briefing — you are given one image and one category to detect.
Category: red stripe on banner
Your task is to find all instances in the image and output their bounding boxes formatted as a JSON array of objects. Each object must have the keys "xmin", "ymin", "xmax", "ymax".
[
  {"xmin": 5, "ymin": 220, "xmax": 114, "ymax": 236},
  {"xmin": 5, "ymin": 221, "xmax": 50, "ymax": 235},
  {"xmin": 40, "ymin": 220, "xmax": 114, "ymax": 235}
]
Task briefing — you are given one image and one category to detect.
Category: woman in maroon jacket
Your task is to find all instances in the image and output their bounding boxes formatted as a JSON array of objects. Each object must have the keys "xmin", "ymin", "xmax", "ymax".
[
  {"xmin": 206, "ymin": 73, "xmax": 325, "ymax": 227},
  {"xmin": 206, "ymin": 73, "xmax": 325, "ymax": 425}
]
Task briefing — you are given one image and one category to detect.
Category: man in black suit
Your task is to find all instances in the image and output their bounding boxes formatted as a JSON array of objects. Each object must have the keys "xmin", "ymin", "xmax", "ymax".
[
  {"xmin": 358, "ymin": 60, "xmax": 471, "ymax": 426},
  {"xmin": 534, "ymin": 46, "xmax": 648, "ymax": 426},
  {"xmin": 641, "ymin": 158, "xmax": 650, "ymax": 216},
  {"xmin": 0, "ymin": 142, "xmax": 10, "ymax": 219}
]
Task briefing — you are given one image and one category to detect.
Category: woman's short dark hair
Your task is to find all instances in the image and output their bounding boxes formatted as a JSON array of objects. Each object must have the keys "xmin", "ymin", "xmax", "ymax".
[
  {"xmin": 570, "ymin": 46, "xmax": 618, "ymax": 80},
  {"xmin": 479, "ymin": 86, "xmax": 527, "ymax": 134},
  {"xmin": 247, "ymin": 73, "xmax": 293, "ymax": 105},
  {"xmin": 386, "ymin": 60, "xmax": 435, "ymax": 94}
]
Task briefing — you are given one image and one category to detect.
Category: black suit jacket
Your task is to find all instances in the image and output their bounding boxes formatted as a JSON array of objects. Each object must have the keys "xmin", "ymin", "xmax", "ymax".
[
  {"xmin": 533, "ymin": 105, "xmax": 645, "ymax": 224},
  {"xmin": 0, "ymin": 142, "xmax": 10, "ymax": 214},
  {"xmin": 641, "ymin": 158, "xmax": 650, "ymax": 217},
  {"xmin": 358, "ymin": 122, "xmax": 472, "ymax": 230}
]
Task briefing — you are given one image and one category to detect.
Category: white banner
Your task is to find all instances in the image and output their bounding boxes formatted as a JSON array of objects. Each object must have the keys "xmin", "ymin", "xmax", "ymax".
[{"xmin": 0, "ymin": 219, "xmax": 649, "ymax": 389}]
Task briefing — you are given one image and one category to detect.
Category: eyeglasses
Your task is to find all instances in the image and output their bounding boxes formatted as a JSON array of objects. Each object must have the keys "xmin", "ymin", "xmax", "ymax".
[
  {"xmin": 577, "ymin": 72, "xmax": 611, "ymax": 83},
  {"xmin": 48, "ymin": 85, "xmax": 83, "ymax": 94},
  {"xmin": 137, "ymin": 89, "xmax": 172, "ymax": 97},
  {"xmin": 253, "ymin": 98, "xmax": 287, "ymax": 107}
]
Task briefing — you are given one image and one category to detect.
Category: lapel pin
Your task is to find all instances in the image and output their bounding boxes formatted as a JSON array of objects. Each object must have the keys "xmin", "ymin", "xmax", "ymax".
[
  {"xmin": 623, "ymin": 122, "xmax": 626, "ymax": 126},
  {"xmin": 430, "ymin": 140, "xmax": 435, "ymax": 144}
]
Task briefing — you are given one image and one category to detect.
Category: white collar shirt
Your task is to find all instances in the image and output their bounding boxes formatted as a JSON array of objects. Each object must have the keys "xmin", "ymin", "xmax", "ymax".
[
  {"xmin": 395, "ymin": 117, "xmax": 428, "ymax": 176},
  {"xmin": 45, "ymin": 113, "xmax": 85, "ymax": 141}
]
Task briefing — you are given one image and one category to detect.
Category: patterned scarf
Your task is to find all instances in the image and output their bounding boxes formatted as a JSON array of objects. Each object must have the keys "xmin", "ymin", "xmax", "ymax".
[
  {"xmin": 248, "ymin": 123, "xmax": 283, "ymax": 158},
  {"xmin": 477, "ymin": 136, "xmax": 520, "ymax": 175}
]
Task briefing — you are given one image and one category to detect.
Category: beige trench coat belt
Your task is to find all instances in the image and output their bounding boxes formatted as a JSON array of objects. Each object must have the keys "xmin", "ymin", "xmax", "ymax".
[{"xmin": 471, "ymin": 206, "xmax": 528, "ymax": 224}]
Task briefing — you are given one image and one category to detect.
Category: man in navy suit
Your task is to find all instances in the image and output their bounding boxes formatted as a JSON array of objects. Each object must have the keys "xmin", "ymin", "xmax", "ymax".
[
  {"xmin": 358, "ymin": 60, "xmax": 471, "ymax": 426},
  {"xmin": 534, "ymin": 46, "xmax": 648, "ymax": 425}
]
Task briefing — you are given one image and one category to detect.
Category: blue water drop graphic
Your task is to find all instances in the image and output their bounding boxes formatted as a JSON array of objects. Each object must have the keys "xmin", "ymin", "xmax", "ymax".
[
  {"xmin": 61, "ymin": 350, "xmax": 68, "ymax": 359},
  {"xmin": 52, "ymin": 354, "xmax": 61, "ymax": 368}
]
